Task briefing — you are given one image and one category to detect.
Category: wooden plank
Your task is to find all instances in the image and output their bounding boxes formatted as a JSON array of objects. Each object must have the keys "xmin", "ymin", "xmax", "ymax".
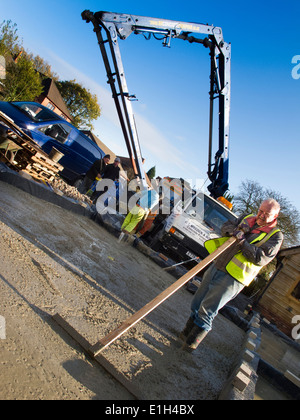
[
  {"xmin": 281, "ymin": 265, "xmax": 300, "ymax": 280},
  {"xmin": 89, "ymin": 237, "xmax": 237, "ymax": 356},
  {"xmin": 22, "ymin": 168, "xmax": 54, "ymax": 182},
  {"xmin": 0, "ymin": 138, "xmax": 23, "ymax": 151},
  {"xmin": 32, "ymin": 153, "xmax": 63, "ymax": 171},
  {"xmin": 267, "ymin": 282, "xmax": 292, "ymax": 297},
  {"xmin": 0, "ymin": 111, "xmax": 41, "ymax": 153},
  {"xmin": 258, "ymin": 292, "xmax": 300, "ymax": 326},
  {"xmin": 52, "ymin": 313, "xmax": 143, "ymax": 400},
  {"xmin": 279, "ymin": 248, "xmax": 300, "ymax": 258},
  {"xmin": 32, "ymin": 162, "xmax": 57, "ymax": 177},
  {"xmin": 0, "ymin": 111, "xmax": 63, "ymax": 168}
]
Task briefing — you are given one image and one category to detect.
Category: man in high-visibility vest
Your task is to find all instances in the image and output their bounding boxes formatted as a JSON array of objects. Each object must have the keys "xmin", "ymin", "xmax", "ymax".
[
  {"xmin": 180, "ymin": 198, "xmax": 284, "ymax": 352},
  {"xmin": 119, "ymin": 187, "xmax": 160, "ymax": 239}
]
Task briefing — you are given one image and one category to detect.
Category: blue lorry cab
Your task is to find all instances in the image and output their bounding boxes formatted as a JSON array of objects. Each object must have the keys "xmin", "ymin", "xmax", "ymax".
[{"xmin": 0, "ymin": 101, "xmax": 105, "ymax": 184}]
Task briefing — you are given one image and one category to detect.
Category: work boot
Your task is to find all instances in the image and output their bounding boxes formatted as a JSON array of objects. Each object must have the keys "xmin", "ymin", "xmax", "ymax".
[
  {"xmin": 183, "ymin": 325, "xmax": 208, "ymax": 353},
  {"xmin": 179, "ymin": 317, "xmax": 195, "ymax": 341},
  {"xmin": 117, "ymin": 232, "xmax": 125, "ymax": 243},
  {"xmin": 132, "ymin": 236, "xmax": 141, "ymax": 248}
]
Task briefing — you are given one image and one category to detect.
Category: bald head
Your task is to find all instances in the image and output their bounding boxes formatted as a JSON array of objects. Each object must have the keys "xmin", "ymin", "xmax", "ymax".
[{"xmin": 256, "ymin": 199, "xmax": 280, "ymax": 226}]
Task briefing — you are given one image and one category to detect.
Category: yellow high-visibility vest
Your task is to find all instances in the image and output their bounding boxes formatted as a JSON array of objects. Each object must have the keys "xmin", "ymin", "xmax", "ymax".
[{"xmin": 204, "ymin": 216, "xmax": 280, "ymax": 286}]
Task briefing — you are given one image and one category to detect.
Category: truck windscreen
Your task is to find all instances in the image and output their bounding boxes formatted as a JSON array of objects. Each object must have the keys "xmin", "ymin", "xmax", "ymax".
[
  {"xmin": 12, "ymin": 102, "xmax": 61, "ymax": 123},
  {"xmin": 184, "ymin": 194, "xmax": 233, "ymax": 236}
]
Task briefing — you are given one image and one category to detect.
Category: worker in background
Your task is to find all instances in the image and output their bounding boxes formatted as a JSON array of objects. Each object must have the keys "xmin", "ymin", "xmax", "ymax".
[
  {"xmin": 102, "ymin": 157, "xmax": 122, "ymax": 182},
  {"xmin": 132, "ymin": 189, "xmax": 165, "ymax": 246},
  {"xmin": 180, "ymin": 198, "xmax": 284, "ymax": 352},
  {"xmin": 119, "ymin": 187, "xmax": 159, "ymax": 241},
  {"xmin": 79, "ymin": 154, "xmax": 110, "ymax": 194},
  {"xmin": 92, "ymin": 157, "xmax": 122, "ymax": 202}
]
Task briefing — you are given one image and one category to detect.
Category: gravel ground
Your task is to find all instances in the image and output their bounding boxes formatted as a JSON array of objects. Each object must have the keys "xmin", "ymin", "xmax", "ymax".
[{"xmin": 0, "ymin": 179, "xmax": 245, "ymax": 400}]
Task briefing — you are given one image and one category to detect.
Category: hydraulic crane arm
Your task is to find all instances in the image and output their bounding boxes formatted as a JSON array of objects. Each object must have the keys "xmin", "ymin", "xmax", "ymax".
[{"xmin": 82, "ymin": 10, "xmax": 231, "ymax": 196}]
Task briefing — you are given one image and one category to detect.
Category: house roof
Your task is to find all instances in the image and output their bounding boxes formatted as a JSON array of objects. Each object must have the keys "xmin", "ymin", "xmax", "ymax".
[
  {"xmin": 38, "ymin": 78, "xmax": 72, "ymax": 120},
  {"xmin": 118, "ymin": 156, "xmax": 153, "ymax": 187},
  {"xmin": 117, "ymin": 156, "xmax": 133, "ymax": 170},
  {"xmin": 278, "ymin": 245, "xmax": 300, "ymax": 258}
]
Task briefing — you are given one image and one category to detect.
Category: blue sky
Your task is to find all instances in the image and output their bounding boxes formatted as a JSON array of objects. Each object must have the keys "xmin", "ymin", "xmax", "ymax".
[{"xmin": 1, "ymin": 0, "xmax": 300, "ymax": 214}]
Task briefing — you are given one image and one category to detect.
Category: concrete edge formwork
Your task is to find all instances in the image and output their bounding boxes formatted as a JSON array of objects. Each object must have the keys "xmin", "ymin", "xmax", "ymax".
[{"xmin": 218, "ymin": 313, "xmax": 261, "ymax": 400}]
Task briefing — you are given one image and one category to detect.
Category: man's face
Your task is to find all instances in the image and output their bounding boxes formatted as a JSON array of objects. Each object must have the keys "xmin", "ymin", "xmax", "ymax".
[
  {"xmin": 256, "ymin": 202, "xmax": 279, "ymax": 226},
  {"xmin": 104, "ymin": 157, "xmax": 110, "ymax": 164}
]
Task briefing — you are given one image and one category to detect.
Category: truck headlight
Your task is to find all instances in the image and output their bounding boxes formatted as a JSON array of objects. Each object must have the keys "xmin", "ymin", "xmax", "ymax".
[{"xmin": 169, "ymin": 227, "xmax": 184, "ymax": 241}]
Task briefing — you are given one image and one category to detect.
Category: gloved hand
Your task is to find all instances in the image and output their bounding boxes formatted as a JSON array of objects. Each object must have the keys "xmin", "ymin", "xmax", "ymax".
[
  {"xmin": 233, "ymin": 229, "xmax": 245, "ymax": 241},
  {"xmin": 238, "ymin": 220, "xmax": 251, "ymax": 234}
]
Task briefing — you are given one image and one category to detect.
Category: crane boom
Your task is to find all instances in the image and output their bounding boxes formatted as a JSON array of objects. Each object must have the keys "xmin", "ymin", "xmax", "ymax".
[{"xmin": 82, "ymin": 10, "xmax": 231, "ymax": 196}]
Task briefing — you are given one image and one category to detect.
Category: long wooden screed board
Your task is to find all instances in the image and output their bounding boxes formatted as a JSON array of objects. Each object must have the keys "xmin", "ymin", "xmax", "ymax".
[
  {"xmin": 53, "ymin": 236, "xmax": 236, "ymax": 398},
  {"xmin": 52, "ymin": 313, "xmax": 144, "ymax": 399},
  {"xmin": 89, "ymin": 237, "xmax": 236, "ymax": 356}
]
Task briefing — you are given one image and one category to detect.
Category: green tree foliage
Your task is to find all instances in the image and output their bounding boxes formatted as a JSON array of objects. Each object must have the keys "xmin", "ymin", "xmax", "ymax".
[
  {"xmin": 0, "ymin": 20, "xmax": 43, "ymax": 101},
  {"xmin": 1, "ymin": 21, "xmax": 100, "ymax": 130},
  {"xmin": 1, "ymin": 56, "xmax": 43, "ymax": 101},
  {"xmin": 24, "ymin": 52, "xmax": 59, "ymax": 81},
  {"xmin": 56, "ymin": 80, "xmax": 101, "ymax": 129},
  {"xmin": 0, "ymin": 20, "xmax": 21, "ymax": 58},
  {"xmin": 147, "ymin": 166, "xmax": 156, "ymax": 180}
]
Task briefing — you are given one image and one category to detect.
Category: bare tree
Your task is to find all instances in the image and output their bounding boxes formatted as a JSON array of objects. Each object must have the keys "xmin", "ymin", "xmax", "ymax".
[{"xmin": 233, "ymin": 179, "xmax": 264, "ymax": 214}]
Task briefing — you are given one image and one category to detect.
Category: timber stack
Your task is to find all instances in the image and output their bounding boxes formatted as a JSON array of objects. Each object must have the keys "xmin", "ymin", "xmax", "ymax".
[{"xmin": 0, "ymin": 110, "xmax": 63, "ymax": 183}]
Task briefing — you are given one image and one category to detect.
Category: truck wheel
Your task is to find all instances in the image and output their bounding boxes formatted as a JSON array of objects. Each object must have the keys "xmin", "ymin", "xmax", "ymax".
[
  {"xmin": 149, "ymin": 238, "xmax": 162, "ymax": 252},
  {"xmin": 149, "ymin": 231, "xmax": 164, "ymax": 252}
]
